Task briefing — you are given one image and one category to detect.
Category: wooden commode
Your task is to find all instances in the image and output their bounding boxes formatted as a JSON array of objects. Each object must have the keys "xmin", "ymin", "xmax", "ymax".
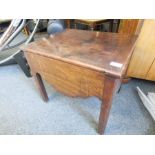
[{"xmin": 21, "ymin": 29, "xmax": 137, "ymax": 134}]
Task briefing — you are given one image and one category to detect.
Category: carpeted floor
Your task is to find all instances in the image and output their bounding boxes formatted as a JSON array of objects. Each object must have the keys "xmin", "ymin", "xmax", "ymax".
[{"xmin": 0, "ymin": 65, "xmax": 155, "ymax": 135}]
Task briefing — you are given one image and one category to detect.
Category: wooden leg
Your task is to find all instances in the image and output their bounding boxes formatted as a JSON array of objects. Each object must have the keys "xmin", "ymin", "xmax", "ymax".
[
  {"xmin": 33, "ymin": 73, "xmax": 49, "ymax": 102},
  {"xmin": 98, "ymin": 76, "xmax": 119, "ymax": 134},
  {"xmin": 66, "ymin": 19, "xmax": 71, "ymax": 29}
]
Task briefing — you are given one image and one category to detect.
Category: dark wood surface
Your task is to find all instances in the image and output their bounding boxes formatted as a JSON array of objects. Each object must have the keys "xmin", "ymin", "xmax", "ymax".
[
  {"xmin": 22, "ymin": 29, "xmax": 137, "ymax": 134},
  {"xmin": 22, "ymin": 29, "xmax": 137, "ymax": 78},
  {"xmin": 119, "ymin": 19, "xmax": 139, "ymax": 35},
  {"xmin": 33, "ymin": 73, "xmax": 49, "ymax": 102},
  {"xmin": 98, "ymin": 76, "xmax": 119, "ymax": 134},
  {"xmin": 26, "ymin": 52, "xmax": 105, "ymax": 100}
]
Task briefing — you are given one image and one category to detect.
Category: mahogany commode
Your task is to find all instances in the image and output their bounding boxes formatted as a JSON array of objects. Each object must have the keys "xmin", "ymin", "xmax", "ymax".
[{"xmin": 21, "ymin": 29, "xmax": 137, "ymax": 134}]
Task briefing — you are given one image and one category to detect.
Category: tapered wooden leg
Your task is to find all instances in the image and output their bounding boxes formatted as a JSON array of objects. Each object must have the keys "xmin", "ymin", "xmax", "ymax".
[
  {"xmin": 33, "ymin": 73, "xmax": 49, "ymax": 102},
  {"xmin": 98, "ymin": 76, "xmax": 119, "ymax": 134}
]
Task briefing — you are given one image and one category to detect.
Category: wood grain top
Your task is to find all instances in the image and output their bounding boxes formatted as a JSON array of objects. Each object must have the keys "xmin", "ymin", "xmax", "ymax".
[{"xmin": 21, "ymin": 29, "xmax": 137, "ymax": 78}]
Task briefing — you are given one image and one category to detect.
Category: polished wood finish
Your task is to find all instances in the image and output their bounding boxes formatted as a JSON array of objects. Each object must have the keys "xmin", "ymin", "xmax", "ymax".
[
  {"xmin": 118, "ymin": 19, "xmax": 140, "ymax": 35},
  {"xmin": 25, "ymin": 52, "xmax": 105, "ymax": 99},
  {"xmin": 22, "ymin": 29, "xmax": 137, "ymax": 78},
  {"xmin": 127, "ymin": 20, "xmax": 155, "ymax": 80},
  {"xmin": 22, "ymin": 29, "xmax": 137, "ymax": 134},
  {"xmin": 135, "ymin": 20, "xmax": 144, "ymax": 35},
  {"xmin": 98, "ymin": 76, "xmax": 119, "ymax": 134}
]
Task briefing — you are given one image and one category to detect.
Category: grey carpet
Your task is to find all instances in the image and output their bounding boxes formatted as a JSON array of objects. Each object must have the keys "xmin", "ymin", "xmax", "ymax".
[{"xmin": 0, "ymin": 65, "xmax": 155, "ymax": 135}]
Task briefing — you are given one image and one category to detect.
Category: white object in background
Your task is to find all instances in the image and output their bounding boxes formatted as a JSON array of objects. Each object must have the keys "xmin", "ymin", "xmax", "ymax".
[
  {"xmin": 110, "ymin": 61, "xmax": 123, "ymax": 68},
  {"xmin": 148, "ymin": 92, "xmax": 155, "ymax": 110},
  {"xmin": 136, "ymin": 87, "xmax": 155, "ymax": 121}
]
